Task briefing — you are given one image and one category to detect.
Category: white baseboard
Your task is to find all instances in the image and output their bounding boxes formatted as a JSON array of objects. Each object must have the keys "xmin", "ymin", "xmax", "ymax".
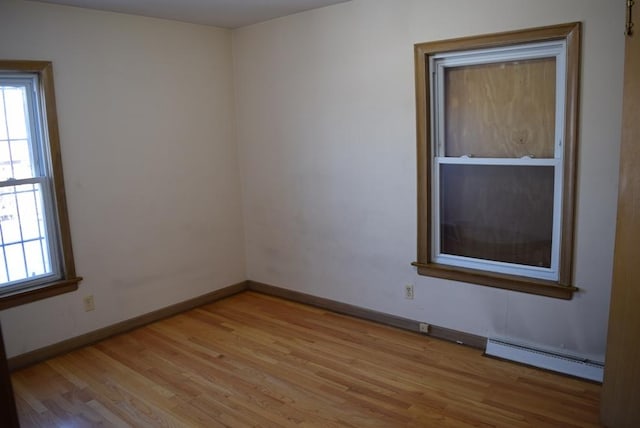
[{"xmin": 485, "ymin": 338, "xmax": 604, "ymax": 382}]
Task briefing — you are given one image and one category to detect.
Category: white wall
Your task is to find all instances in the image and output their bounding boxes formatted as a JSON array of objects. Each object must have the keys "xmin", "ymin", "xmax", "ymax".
[
  {"xmin": 0, "ymin": 0, "xmax": 246, "ymax": 357},
  {"xmin": 233, "ymin": 0, "xmax": 625, "ymax": 361}
]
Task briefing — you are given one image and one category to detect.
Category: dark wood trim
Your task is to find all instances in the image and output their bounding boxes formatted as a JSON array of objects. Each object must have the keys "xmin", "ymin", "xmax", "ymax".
[
  {"xmin": 0, "ymin": 60, "xmax": 52, "ymax": 72},
  {"xmin": 0, "ymin": 322, "xmax": 19, "ymax": 427},
  {"xmin": 247, "ymin": 280, "xmax": 487, "ymax": 349},
  {"xmin": 7, "ymin": 281, "xmax": 248, "ymax": 371},
  {"xmin": 40, "ymin": 61, "xmax": 78, "ymax": 281},
  {"xmin": 0, "ymin": 277, "xmax": 81, "ymax": 310},
  {"xmin": 412, "ymin": 262, "xmax": 578, "ymax": 300},
  {"xmin": 414, "ymin": 43, "xmax": 431, "ymax": 264},
  {"xmin": 414, "ymin": 22, "xmax": 581, "ymax": 54},
  {"xmin": 558, "ymin": 23, "xmax": 581, "ymax": 286},
  {"xmin": 413, "ymin": 22, "xmax": 581, "ymax": 297}
]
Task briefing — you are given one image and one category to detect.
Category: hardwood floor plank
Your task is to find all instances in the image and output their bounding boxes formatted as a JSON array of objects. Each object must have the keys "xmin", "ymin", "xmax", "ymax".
[
  {"xmin": 12, "ymin": 291, "xmax": 602, "ymax": 427},
  {"xmin": 85, "ymin": 399, "xmax": 133, "ymax": 427}
]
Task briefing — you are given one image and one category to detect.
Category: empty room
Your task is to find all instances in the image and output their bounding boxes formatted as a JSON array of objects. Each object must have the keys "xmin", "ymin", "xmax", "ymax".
[{"xmin": 0, "ymin": 0, "xmax": 638, "ymax": 426}]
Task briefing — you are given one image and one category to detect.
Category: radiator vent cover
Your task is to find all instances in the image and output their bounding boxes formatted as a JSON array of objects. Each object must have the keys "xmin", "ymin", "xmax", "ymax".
[{"xmin": 485, "ymin": 338, "xmax": 604, "ymax": 382}]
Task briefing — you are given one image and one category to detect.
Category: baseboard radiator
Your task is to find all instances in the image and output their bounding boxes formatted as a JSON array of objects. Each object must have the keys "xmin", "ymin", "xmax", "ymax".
[{"xmin": 485, "ymin": 338, "xmax": 604, "ymax": 382}]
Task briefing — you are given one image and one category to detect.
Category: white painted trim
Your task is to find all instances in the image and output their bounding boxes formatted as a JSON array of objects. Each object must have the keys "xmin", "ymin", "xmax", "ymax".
[
  {"xmin": 436, "ymin": 157, "xmax": 559, "ymax": 166},
  {"xmin": 485, "ymin": 338, "xmax": 604, "ymax": 382},
  {"xmin": 434, "ymin": 253, "xmax": 558, "ymax": 281},
  {"xmin": 431, "ymin": 41, "xmax": 566, "ymax": 64}
]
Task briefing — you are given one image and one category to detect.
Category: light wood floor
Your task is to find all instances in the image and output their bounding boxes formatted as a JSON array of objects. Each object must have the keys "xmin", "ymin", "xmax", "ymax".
[{"xmin": 12, "ymin": 291, "xmax": 602, "ymax": 427}]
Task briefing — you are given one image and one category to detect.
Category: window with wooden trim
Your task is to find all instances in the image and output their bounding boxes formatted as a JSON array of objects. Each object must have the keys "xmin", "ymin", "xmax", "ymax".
[
  {"xmin": 0, "ymin": 61, "xmax": 81, "ymax": 309},
  {"xmin": 412, "ymin": 23, "xmax": 580, "ymax": 299}
]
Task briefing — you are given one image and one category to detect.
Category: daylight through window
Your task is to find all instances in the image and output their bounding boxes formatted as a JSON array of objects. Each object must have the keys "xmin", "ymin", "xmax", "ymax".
[
  {"xmin": 0, "ymin": 77, "xmax": 57, "ymax": 286},
  {"xmin": 0, "ymin": 61, "xmax": 80, "ymax": 309}
]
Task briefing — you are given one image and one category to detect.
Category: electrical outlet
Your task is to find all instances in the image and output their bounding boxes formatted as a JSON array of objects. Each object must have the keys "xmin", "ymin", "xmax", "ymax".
[
  {"xmin": 419, "ymin": 323, "xmax": 430, "ymax": 334},
  {"xmin": 404, "ymin": 284, "xmax": 414, "ymax": 300},
  {"xmin": 83, "ymin": 295, "xmax": 95, "ymax": 312}
]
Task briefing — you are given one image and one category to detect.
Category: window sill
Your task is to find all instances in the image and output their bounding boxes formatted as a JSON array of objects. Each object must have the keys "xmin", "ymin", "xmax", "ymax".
[
  {"xmin": 0, "ymin": 277, "xmax": 83, "ymax": 310},
  {"xmin": 412, "ymin": 262, "xmax": 577, "ymax": 299}
]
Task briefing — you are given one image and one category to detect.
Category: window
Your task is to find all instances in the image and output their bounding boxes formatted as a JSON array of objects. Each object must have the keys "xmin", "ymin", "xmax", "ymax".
[
  {"xmin": 0, "ymin": 61, "xmax": 81, "ymax": 309},
  {"xmin": 412, "ymin": 23, "xmax": 580, "ymax": 299}
]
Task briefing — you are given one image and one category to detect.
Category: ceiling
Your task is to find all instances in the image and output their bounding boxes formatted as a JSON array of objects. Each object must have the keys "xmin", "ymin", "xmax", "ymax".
[{"xmin": 31, "ymin": 0, "xmax": 351, "ymax": 28}]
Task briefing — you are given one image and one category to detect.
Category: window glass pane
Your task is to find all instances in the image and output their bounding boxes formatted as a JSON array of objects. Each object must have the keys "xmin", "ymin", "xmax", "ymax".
[
  {"xmin": 0, "ymin": 141, "xmax": 11, "ymax": 181},
  {"xmin": 0, "ymin": 185, "xmax": 20, "ymax": 243},
  {"xmin": 0, "ymin": 250, "xmax": 6, "ymax": 284},
  {"xmin": 3, "ymin": 86, "xmax": 29, "ymax": 140},
  {"xmin": 444, "ymin": 57, "xmax": 556, "ymax": 158},
  {"xmin": 0, "ymin": 90, "xmax": 6, "ymax": 141},
  {"xmin": 10, "ymin": 139, "xmax": 35, "ymax": 179},
  {"xmin": 440, "ymin": 164, "xmax": 554, "ymax": 267},
  {"xmin": 0, "ymin": 85, "xmax": 36, "ymax": 180},
  {"xmin": 24, "ymin": 239, "xmax": 49, "ymax": 278},
  {"xmin": 5, "ymin": 243, "xmax": 26, "ymax": 282},
  {"xmin": 16, "ymin": 183, "xmax": 45, "ymax": 241},
  {"xmin": 0, "ymin": 183, "xmax": 52, "ymax": 286}
]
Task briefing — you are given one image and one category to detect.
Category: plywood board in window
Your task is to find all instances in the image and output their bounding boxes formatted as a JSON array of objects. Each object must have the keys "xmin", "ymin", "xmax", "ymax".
[{"xmin": 445, "ymin": 58, "xmax": 556, "ymax": 158}]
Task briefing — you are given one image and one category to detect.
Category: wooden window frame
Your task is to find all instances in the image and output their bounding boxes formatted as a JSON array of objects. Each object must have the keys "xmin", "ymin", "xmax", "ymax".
[
  {"xmin": 412, "ymin": 23, "xmax": 581, "ymax": 299},
  {"xmin": 0, "ymin": 60, "xmax": 81, "ymax": 309}
]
